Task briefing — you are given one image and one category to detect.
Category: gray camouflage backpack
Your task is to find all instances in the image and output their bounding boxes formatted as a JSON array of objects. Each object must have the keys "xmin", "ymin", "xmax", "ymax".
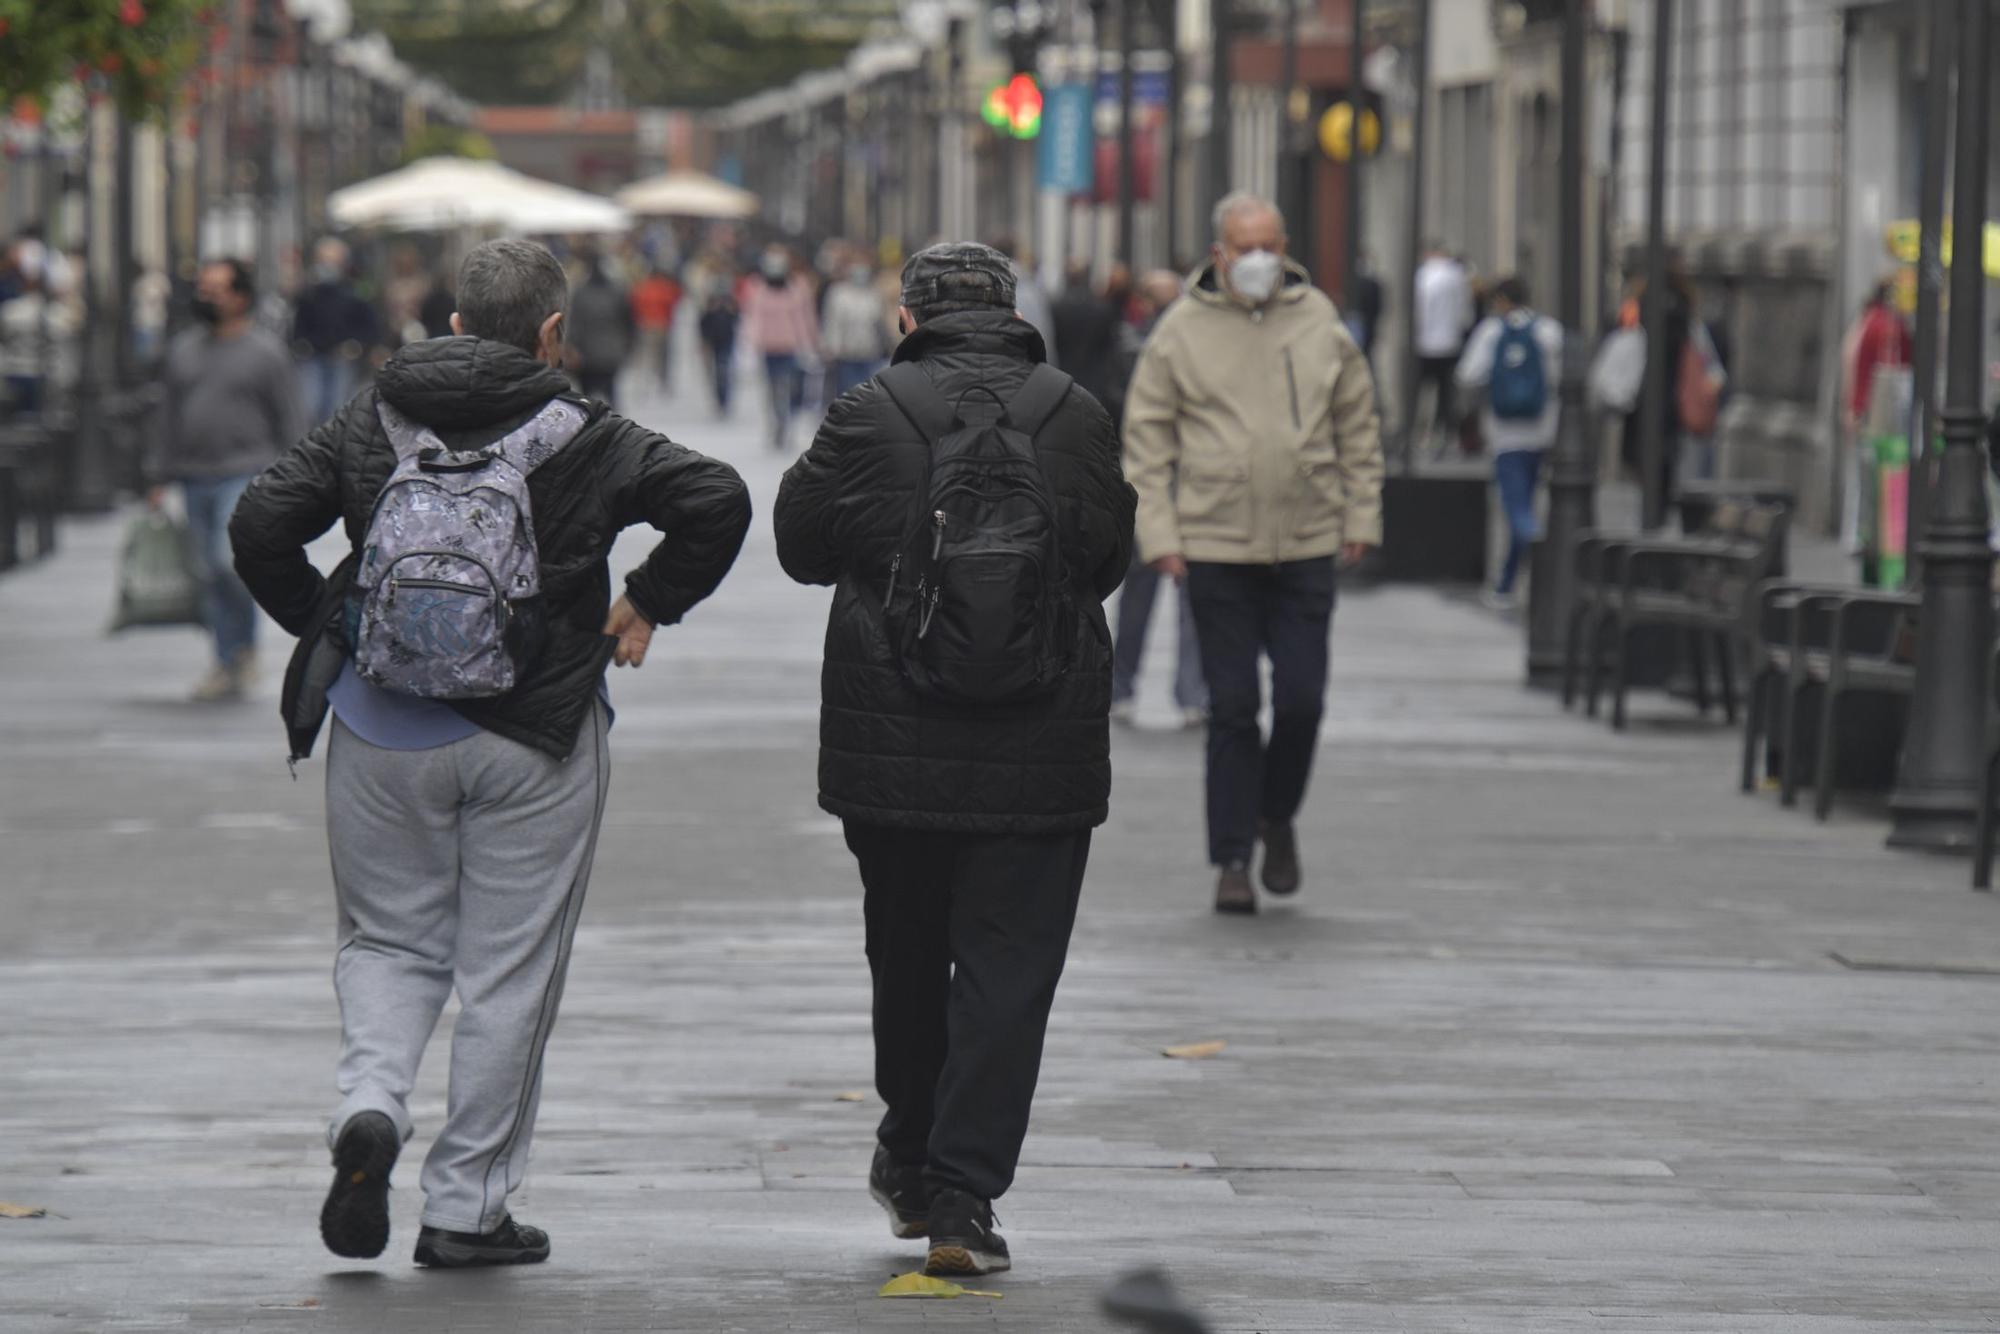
[{"xmin": 351, "ymin": 396, "xmax": 589, "ymax": 699}]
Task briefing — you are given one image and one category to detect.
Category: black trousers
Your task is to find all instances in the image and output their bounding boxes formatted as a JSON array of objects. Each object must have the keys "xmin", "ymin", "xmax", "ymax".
[
  {"xmin": 844, "ymin": 822, "xmax": 1090, "ymax": 1202},
  {"xmin": 1416, "ymin": 353, "xmax": 1461, "ymax": 436},
  {"xmin": 1185, "ymin": 557, "xmax": 1337, "ymax": 867}
]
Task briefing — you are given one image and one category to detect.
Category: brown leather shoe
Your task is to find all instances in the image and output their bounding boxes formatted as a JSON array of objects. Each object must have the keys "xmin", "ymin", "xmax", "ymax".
[
  {"xmin": 1258, "ymin": 821, "xmax": 1301, "ymax": 896},
  {"xmin": 1214, "ymin": 864, "xmax": 1257, "ymax": 915}
]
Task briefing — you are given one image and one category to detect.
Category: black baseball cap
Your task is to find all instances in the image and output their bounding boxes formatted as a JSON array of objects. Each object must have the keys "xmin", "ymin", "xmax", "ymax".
[{"xmin": 900, "ymin": 242, "xmax": 1016, "ymax": 310}]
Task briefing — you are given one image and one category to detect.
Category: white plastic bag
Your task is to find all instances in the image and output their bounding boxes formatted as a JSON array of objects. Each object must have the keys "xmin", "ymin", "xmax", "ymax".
[{"xmin": 1589, "ymin": 326, "xmax": 1647, "ymax": 414}]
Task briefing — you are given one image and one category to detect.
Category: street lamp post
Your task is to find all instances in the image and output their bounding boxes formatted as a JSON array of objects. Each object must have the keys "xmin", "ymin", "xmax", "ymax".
[
  {"xmin": 1525, "ymin": 0, "xmax": 1596, "ymax": 686},
  {"xmin": 1209, "ymin": 0, "xmax": 1232, "ymax": 214},
  {"xmin": 1118, "ymin": 0, "xmax": 1137, "ymax": 268},
  {"xmin": 1907, "ymin": 0, "xmax": 1955, "ymax": 583},
  {"xmin": 1279, "ymin": 0, "xmax": 1300, "ymax": 234},
  {"xmin": 1636, "ymin": 0, "xmax": 1675, "ymax": 532},
  {"xmin": 1887, "ymin": 0, "xmax": 1994, "ymax": 854},
  {"xmin": 1341, "ymin": 0, "xmax": 1365, "ymax": 306},
  {"xmin": 1151, "ymin": 0, "xmax": 1182, "ymax": 265},
  {"xmin": 1396, "ymin": 0, "xmax": 1431, "ymax": 470}
]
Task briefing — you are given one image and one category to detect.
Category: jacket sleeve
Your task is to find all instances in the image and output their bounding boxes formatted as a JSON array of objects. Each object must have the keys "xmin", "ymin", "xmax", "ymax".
[
  {"xmin": 1330, "ymin": 326, "xmax": 1385, "ymax": 547},
  {"xmin": 608, "ymin": 424, "xmax": 752, "ymax": 627},
  {"xmin": 1454, "ymin": 317, "xmax": 1500, "ymax": 389},
  {"xmin": 1120, "ymin": 329, "xmax": 1184, "ymax": 564},
  {"xmin": 1078, "ymin": 395, "xmax": 1137, "ymax": 600},
  {"xmin": 228, "ymin": 411, "xmax": 347, "ymax": 637},
  {"xmin": 263, "ymin": 337, "xmax": 307, "ymax": 456},
  {"xmin": 773, "ymin": 388, "xmax": 856, "ymax": 586}
]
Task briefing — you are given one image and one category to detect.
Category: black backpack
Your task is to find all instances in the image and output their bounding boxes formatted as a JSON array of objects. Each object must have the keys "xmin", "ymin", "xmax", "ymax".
[{"xmin": 877, "ymin": 362, "xmax": 1075, "ymax": 704}]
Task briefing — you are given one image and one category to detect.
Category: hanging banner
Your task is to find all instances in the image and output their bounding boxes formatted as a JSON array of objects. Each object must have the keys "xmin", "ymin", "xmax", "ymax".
[
  {"xmin": 1037, "ymin": 83, "xmax": 1095, "ymax": 195},
  {"xmin": 1091, "ymin": 61, "xmax": 1168, "ymax": 205}
]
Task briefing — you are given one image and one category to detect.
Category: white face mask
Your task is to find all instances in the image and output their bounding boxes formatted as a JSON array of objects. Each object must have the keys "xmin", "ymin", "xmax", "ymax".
[{"xmin": 1229, "ymin": 249, "xmax": 1283, "ymax": 304}]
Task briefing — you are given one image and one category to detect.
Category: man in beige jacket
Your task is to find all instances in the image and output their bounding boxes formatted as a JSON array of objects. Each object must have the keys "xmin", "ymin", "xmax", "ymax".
[{"xmin": 1122, "ymin": 193, "xmax": 1383, "ymax": 914}]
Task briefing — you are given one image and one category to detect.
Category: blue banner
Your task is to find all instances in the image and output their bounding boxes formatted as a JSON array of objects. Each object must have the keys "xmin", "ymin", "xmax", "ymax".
[
  {"xmin": 1094, "ymin": 69, "xmax": 1169, "ymax": 106},
  {"xmin": 1037, "ymin": 84, "xmax": 1095, "ymax": 194}
]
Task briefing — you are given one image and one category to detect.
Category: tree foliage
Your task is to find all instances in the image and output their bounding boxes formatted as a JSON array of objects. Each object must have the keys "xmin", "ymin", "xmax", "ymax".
[
  {"xmin": 400, "ymin": 123, "xmax": 497, "ymax": 165},
  {"xmin": 349, "ymin": 0, "xmax": 876, "ymax": 109},
  {"xmin": 0, "ymin": 0, "xmax": 214, "ymax": 120}
]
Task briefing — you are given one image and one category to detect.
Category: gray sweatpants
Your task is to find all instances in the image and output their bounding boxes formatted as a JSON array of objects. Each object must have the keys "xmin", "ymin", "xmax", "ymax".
[{"xmin": 324, "ymin": 705, "xmax": 609, "ymax": 1234}]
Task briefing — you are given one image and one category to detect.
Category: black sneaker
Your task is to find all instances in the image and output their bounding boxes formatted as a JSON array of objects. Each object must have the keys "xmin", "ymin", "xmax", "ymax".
[
  {"xmin": 320, "ymin": 1111, "xmax": 399, "ymax": 1259},
  {"xmin": 869, "ymin": 1145, "xmax": 933, "ymax": 1240},
  {"xmin": 1258, "ymin": 821, "xmax": 1301, "ymax": 896},
  {"xmin": 412, "ymin": 1216, "xmax": 550, "ymax": 1269},
  {"xmin": 1214, "ymin": 864, "xmax": 1257, "ymax": 915},
  {"xmin": 925, "ymin": 1188, "xmax": 1010, "ymax": 1276}
]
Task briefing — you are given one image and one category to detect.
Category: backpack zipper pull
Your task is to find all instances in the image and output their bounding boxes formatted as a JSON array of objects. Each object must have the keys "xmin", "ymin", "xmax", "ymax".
[
  {"xmin": 886, "ymin": 552, "xmax": 901, "ymax": 604},
  {"xmin": 931, "ymin": 510, "xmax": 947, "ymax": 559},
  {"xmin": 918, "ymin": 584, "xmax": 940, "ymax": 639},
  {"xmin": 385, "ymin": 577, "xmax": 398, "ymax": 608}
]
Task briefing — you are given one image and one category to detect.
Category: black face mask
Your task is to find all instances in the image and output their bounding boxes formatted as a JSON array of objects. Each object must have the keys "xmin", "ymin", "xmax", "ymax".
[{"xmin": 191, "ymin": 298, "xmax": 222, "ymax": 325}]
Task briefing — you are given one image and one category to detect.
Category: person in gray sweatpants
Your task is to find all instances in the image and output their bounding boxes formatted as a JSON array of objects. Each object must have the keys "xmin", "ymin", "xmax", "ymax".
[
  {"xmin": 325, "ymin": 704, "xmax": 609, "ymax": 1238},
  {"xmin": 230, "ymin": 237, "xmax": 751, "ymax": 1268}
]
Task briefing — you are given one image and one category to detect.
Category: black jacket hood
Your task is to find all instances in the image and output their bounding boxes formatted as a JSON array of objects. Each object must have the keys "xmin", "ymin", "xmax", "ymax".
[
  {"xmin": 375, "ymin": 336, "xmax": 577, "ymax": 429},
  {"xmin": 893, "ymin": 309, "xmax": 1048, "ymax": 367}
]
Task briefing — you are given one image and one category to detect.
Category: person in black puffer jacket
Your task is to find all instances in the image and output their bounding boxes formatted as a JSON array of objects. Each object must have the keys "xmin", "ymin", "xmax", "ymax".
[
  {"xmin": 232, "ymin": 259, "xmax": 750, "ymax": 769},
  {"xmin": 229, "ymin": 238, "xmax": 748, "ymax": 1269},
  {"xmin": 774, "ymin": 242, "xmax": 1134, "ymax": 1279}
]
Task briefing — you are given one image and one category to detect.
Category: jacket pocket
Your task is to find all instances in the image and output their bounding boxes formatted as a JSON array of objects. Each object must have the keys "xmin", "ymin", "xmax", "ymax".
[
  {"xmin": 1176, "ymin": 461, "xmax": 1252, "ymax": 541},
  {"xmin": 1292, "ymin": 459, "xmax": 1346, "ymax": 541}
]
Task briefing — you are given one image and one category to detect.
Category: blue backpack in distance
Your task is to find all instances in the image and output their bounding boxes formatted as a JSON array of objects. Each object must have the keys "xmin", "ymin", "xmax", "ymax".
[{"xmin": 1490, "ymin": 315, "xmax": 1548, "ymax": 421}]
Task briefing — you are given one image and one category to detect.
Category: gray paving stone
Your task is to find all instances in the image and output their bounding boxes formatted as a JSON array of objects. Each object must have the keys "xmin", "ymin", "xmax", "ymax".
[{"xmin": 3, "ymin": 379, "xmax": 1997, "ymax": 1330}]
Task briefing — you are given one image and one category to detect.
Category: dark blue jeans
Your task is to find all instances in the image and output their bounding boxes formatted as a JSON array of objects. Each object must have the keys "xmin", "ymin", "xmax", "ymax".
[
  {"xmin": 182, "ymin": 474, "xmax": 259, "ymax": 665},
  {"xmin": 763, "ymin": 352, "xmax": 801, "ymax": 448},
  {"xmin": 707, "ymin": 343, "xmax": 733, "ymax": 412},
  {"xmin": 1184, "ymin": 557, "xmax": 1337, "ymax": 867},
  {"xmin": 1492, "ymin": 448, "xmax": 1544, "ymax": 594},
  {"xmin": 299, "ymin": 355, "xmax": 355, "ymax": 428},
  {"xmin": 835, "ymin": 358, "xmax": 882, "ymax": 397},
  {"xmin": 1112, "ymin": 558, "xmax": 1207, "ymax": 711}
]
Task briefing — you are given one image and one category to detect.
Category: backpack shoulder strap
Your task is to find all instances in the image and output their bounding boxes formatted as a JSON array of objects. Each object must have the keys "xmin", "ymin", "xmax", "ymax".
[
  {"xmin": 374, "ymin": 400, "xmax": 439, "ymax": 462},
  {"xmin": 494, "ymin": 396, "xmax": 592, "ymax": 475},
  {"xmin": 878, "ymin": 362, "xmax": 956, "ymax": 442},
  {"xmin": 1003, "ymin": 364, "xmax": 1074, "ymax": 440}
]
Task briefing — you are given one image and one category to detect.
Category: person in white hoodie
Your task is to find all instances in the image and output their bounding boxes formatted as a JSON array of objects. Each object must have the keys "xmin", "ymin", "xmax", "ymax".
[
  {"xmin": 1412, "ymin": 242, "xmax": 1473, "ymax": 451},
  {"xmin": 1454, "ymin": 275, "xmax": 1563, "ymax": 610}
]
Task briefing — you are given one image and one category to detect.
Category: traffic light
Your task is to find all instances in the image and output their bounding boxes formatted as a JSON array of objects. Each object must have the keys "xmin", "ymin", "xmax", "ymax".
[
  {"xmin": 1317, "ymin": 99, "xmax": 1381, "ymax": 162},
  {"xmin": 983, "ymin": 73, "xmax": 1043, "ymax": 140}
]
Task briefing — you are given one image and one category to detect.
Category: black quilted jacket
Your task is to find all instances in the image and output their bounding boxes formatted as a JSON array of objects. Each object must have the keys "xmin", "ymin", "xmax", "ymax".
[
  {"xmin": 229, "ymin": 336, "xmax": 750, "ymax": 763},
  {"xmin": 774, "ymin": 310, "xmax": 1136, "ymax": 833}
]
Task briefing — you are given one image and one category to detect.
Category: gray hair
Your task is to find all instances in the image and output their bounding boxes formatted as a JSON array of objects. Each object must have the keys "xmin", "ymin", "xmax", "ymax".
[
  {"xmin": 455, "ymin": 238, "xmax": 570, "ymax": 354},
  {"xmin": 1211, "ymin": 191, "xmax": 1286, "ymax": 242}
]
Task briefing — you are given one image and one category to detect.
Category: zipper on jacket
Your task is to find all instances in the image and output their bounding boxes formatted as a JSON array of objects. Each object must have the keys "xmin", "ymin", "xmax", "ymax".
[
  {"xmin": 931, "ymin": 510, "xmax": 947, "ymax": 559},
  {"xmin": 886, "ymin": 552, "xmax": 901, "ymax": 605},
  {"xmin": 1284, "ymin": 348, "xmax": 1302, "ymax": 431}
]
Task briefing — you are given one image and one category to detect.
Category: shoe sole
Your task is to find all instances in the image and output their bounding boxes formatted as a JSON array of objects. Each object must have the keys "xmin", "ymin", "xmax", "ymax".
[
  {"xmin": 412, "ymin": 1237, "xmax": 551, "ymax": 1268},
  {"xmin": 320, "ymin": 1117, "xmax": 398, "ymax": 1260},
  {"xmin": 1215, "ymin": 898, "xmax": 1258, "ymax": 915},
  {"xmin": 926, "ymin": 1243, "xmax": 1010, "ymax": 1276},
  {"xmin": 869, "ymin": 1184, "xmax": 929, "ymax": 1240},
  {"xmin": 1260, "ymin": 869, "xmax": 1300, "ymax": 897}
]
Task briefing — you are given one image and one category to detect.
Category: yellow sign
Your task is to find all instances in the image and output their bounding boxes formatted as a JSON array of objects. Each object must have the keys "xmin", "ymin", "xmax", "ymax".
[
  {"xmin": 1318, "ymin": 101, "xmax": 1381, "ymax": 163},
  {"xmin": 1883, "ymin": 219, "xmax": 2000, "ymax": 279}
]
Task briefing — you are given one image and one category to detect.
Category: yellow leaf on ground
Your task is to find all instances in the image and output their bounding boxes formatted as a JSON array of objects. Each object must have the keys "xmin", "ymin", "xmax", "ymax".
[
  {"xmin": 0, "ymin": 1203, "xmax": 48, "ymax": 1219},
  {"xmin": 834, "ymin": 1090, "xmax": 868, "ymax": 1102},
  {"xmin": 878, "ymin": 1272, "xmax": 1004, "ymax": 1299},
  {"xmin": 1162, "ymin": 1040, "xmax": 1227, "ymax": 1060}
]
